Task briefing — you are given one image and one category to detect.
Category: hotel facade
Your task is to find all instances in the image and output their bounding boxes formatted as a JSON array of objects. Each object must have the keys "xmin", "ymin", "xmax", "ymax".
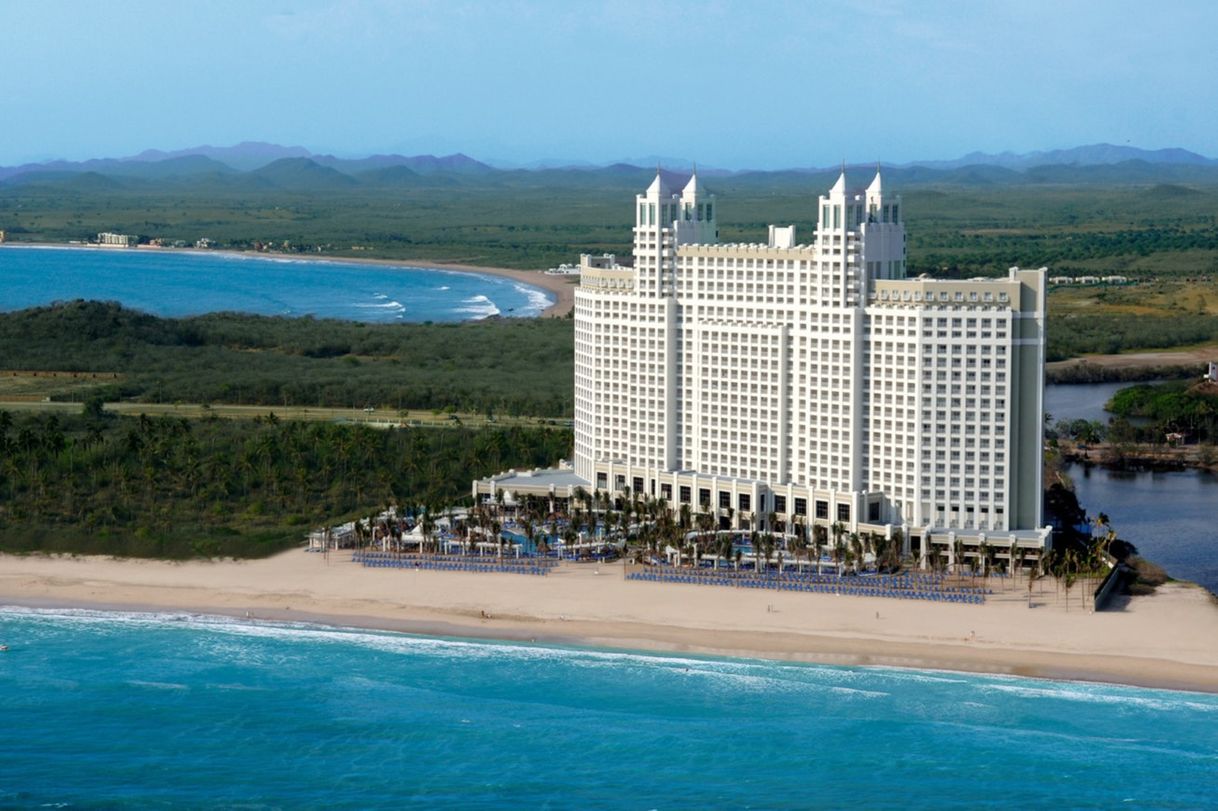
[{"xmin": 478, "ymin": 169, "xmax": 1052, "ymax": 565}]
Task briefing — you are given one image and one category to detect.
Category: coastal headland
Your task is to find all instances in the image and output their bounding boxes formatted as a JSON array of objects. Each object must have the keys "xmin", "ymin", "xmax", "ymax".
[{"xmin": 5, "ymin": 551, "xmax": 1218, "ymax": 694}]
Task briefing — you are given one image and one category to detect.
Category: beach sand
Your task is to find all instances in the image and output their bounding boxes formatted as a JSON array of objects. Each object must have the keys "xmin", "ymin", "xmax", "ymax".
[{"xmin": 4, "ymin": 551, "xmax": 1218, "ymax": 693}]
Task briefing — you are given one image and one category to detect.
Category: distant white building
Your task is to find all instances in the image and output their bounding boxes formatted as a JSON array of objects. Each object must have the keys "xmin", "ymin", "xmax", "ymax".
[
  {"xmin": 97, "ymin": 232, "xmax": 137, "ymax": 247},
  {"xmin": 477, "ymin": 168, "xmax": 1052, "ymax": 567}
]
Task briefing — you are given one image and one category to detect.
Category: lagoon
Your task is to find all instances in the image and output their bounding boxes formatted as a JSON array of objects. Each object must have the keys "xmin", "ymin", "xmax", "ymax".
[
  {"xmin": 0, "ymin": 245, "xmax": 553, "ymax": 322},
  {"xmin": 1046, "ymin": 382, "xmax": 1218, "ymax": 594}
]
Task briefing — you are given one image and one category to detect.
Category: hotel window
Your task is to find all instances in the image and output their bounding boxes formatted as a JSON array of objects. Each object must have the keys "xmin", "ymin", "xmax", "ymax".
[
  {"xmin": 719, "ymin": 491, "xmax": 731, "ymax": 509},
  {"xmin": 836, "ymin": 504, "xmax": 850, "ymax": 522},
  {"xmin": 660, "ymin": 483, "xmax": 672, "ymax": 501},
  {"xmin": 794, "ymin": 497, "xmax": 808, "ymax": 516},
  {"xmin": 774, "ymin": 495, "xmax": 787, "ymax": 514},
  {"xmin": 679, "ymin": 485, "xmax": 691, "ymax": 504},
  {"xmin": 815, "ymin": 500, "xmax": 829, "ymax": 519},
  {"xmin": 739, "ymin": 494, "xmax": 751, "ymax": 512},
  {"xmin": 699, "ymin": 488, "xmax": 711, "ymax": 508},
  {"xmin": 632, "ymin": 476, "xmax": 644, "ymax": 494}
]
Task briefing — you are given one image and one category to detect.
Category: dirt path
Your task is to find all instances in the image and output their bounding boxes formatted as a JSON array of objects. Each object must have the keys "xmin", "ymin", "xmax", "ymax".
[
  {"xmin": 0, "ymin": 399, "xmax": 568, "ymax": 429},
  {"xmin": 1048, "ymin": 346, "xmax": 1218, "ymax": 372}
]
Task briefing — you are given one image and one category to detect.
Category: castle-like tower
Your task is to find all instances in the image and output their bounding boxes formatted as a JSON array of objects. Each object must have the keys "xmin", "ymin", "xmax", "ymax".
[{"xmin": 556, "ymin": 167, "xmax": 1050, "ymax": 565}]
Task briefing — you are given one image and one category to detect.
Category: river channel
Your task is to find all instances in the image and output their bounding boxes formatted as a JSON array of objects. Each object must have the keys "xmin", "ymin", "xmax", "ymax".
[{"xmin": 1045, "ymin": 382, "xmax": 1217, "ymax": 594}]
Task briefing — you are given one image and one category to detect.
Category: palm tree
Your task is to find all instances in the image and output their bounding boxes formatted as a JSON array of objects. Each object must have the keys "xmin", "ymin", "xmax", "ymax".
[
  {"xmin": 833, "ymin": 535, "xmax": 847, "ymax": 579},
  {"xmin": 813, "ymin": 524, "xmax": 827, "ymax": 574},
  {"xmin": 789, "ymin": 531, "xmax": 807, "ymax": 572},
  {"xmin": 871, "ymin": 533, "xmax": 888, "ymax": 574},
  {"xmin": 717, "ymin": 531, "xmax": 733, "ymax": 569},
  {"xmin": 420, "ymin": 506, "xmax": 436, "ymax": 556},
  {"xmin": 696, "ymin": 502, "xmax": 715, "ymax": 546},
  {"xmin": 1061, "ymin": 549, "xmax": 1077, "ymax": 612}
]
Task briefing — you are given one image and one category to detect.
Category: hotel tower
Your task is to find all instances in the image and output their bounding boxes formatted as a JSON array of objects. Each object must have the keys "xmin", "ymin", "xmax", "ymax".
[{"xmin": 481, "ymin": 168, "xmax": 1052, "ymax": 565}]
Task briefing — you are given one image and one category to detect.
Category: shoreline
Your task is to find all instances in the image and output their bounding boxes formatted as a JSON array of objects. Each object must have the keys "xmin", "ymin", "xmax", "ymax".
[
  {"xmin": 1059, "ymin": 441, "xmax": 1218, "ymax": 475},
  {"xmin": 4, "ymin": 551, "xmax": 1218, "ymax": 694},
  {"xmin": 0, "ymin": 241, "xmax": 577, "ymax": 319}
]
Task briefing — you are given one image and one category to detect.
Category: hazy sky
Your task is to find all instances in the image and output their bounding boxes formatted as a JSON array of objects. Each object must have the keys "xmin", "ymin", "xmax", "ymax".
[{"xmin": 4, "ymin": 0, "xmax": 1216, "ymax": 168}]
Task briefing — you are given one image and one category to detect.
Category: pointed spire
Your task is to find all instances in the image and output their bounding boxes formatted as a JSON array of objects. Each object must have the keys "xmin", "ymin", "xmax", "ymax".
[
  {"xmin": 646, "ymin": 165, "xmax": 671, "ymax": 196},
  {"xmin": 682, "ymin": 163, "xmax": 700, "ymax": 197},
  {"xmin": 867, "ymin": 162, "xmax": 882, "ymax": 195},
  {"xmin": 830, "ymin": 162, "xmax": 847, "ymax": 195}
]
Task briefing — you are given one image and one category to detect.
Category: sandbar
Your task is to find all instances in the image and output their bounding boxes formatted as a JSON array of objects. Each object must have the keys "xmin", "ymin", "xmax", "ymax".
[{"xmin": 4, "ymin": 551, "xmax": 1218, "ymax": 693}]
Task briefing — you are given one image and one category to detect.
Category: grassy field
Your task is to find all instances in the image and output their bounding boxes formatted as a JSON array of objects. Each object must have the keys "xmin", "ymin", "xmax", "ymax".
[
  {"xmin": 0, "ymin": 398, "xmax": 569, "ymax": 431},
  {"xmin": 1046, "ymin": 278, "xmax": 1218, "ymax": 359},
  {"xmin": 0, "ymin": 371, "xmax": 124, "ymax": 401}
]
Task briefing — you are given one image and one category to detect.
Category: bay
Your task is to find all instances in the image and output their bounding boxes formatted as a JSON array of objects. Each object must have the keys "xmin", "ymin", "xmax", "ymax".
[{"xmin": 0, "ymin": 245, "xmax": 553, "ymax": 322}]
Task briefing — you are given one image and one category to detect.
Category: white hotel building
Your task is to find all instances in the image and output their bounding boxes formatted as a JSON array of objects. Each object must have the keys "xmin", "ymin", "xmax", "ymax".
[{"xmin": 477, "ymin": 169, "xmax": 1052, "ymax": 565}]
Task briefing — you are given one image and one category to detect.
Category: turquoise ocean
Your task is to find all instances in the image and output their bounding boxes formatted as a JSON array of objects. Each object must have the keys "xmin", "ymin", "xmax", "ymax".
[
  {"xmin": 2, "ymin": 607, "xmax": 1216, "ymax": 808},
  {"xmin": 0, "ymin": 246, "xmax": 554, "ymax": 322}
]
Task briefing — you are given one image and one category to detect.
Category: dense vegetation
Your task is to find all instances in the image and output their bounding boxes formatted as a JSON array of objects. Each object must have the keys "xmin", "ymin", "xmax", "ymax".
[
  {"xmin": 0, "ymin": 408, "xmax": 571, "ymax": 558},
  {"xmin": 1045, "ymin": 314, "xmax": 1218, "ymax": 361},
  {"xmin": 4, "ymin": 168, "xmax": 1218, "ymax": 278},
  {"xmin": 1106, "ymin": 380, "xmax": 1218, "ymax": 443},
  {"xmin": 1044, "ymin": 363, "xmax": 1205, "ymax": 385},
  {"xmin": 0, "ymin": 301, "xmax": 573, "ymax": 417}
]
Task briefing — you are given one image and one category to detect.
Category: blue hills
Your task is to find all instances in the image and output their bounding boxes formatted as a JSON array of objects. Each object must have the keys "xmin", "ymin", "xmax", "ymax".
[{"xmin": 2, "ymin": 141, "xmax": 1217, "ymax": 191}]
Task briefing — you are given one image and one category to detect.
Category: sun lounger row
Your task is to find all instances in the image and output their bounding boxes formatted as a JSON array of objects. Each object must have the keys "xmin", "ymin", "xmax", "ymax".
[
  {"xmin": 354, "ymin": 551, "xmax": 559, "ymax": 567},
  {"xmin": 355, "ymin": 554, "xmax": 550, "ymax": 575},
  {"xmin": 625, "ymin": 571, "xmax": 985, "ymax": 604},
  {"xmin": 636, "ymin": 567, "xmax": 991, "ymax": 595}
]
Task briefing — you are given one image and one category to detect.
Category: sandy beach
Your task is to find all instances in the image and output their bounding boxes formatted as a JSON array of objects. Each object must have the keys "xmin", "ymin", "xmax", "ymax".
[{"xmin": 4, "ymin": 551, "xmax": 1218, "ymax": 693}]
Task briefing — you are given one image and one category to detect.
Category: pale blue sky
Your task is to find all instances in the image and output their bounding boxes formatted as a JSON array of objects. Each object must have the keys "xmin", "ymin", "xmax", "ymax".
[{"xmin": 3, "ymin": 0, "xmax": 1216, "ymax": 168}]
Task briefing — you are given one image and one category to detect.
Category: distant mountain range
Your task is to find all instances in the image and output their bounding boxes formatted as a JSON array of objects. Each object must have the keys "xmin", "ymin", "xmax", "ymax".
[
  {"xmin": 2, "ymin": 141, "xmax": 1216, "ymax": 191},
  {"xmin": 908, "ymin": 144, "xmax": 1217, "ymax": 171}
]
